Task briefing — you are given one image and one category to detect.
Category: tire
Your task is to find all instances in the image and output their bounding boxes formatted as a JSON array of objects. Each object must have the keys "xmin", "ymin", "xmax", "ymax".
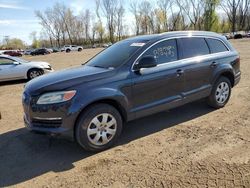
[
  {"xmin": 75, "ymin": 104, "xmax": 123, "ymax": 152},
  {"xmin": 78, "ymin": 48, "xmax": 82, "ymax": 52},
  {"xmin": 207, "ymin": 76, "xmax": 231, "ymax": 108},
  {"xmin": 27, "ymin": 69, "xmax": 43, "ymax": 80},
  {"xmin": 66, "ymin": 49, "xmax": 71, "ymax": 53}
]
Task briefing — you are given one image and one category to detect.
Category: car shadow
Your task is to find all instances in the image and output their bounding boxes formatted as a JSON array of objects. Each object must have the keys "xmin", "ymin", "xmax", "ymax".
[
  {"xmin": 0, "ymin": 100, "xmax": 214, "ymax": 186},
  {"xmin": 0, "ymin": 79, "xmax": 27, "ymax": 86}
]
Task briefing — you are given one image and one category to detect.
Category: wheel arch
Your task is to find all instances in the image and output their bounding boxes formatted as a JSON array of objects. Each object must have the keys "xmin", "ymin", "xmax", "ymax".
[
  {"xmin": 73, "ymin": 98, "xmax": 128, "ymax": 139},
  {"xmin": 213, "ymin": 69, "xmax": 235, "ymax": 88},
  {"xmin": 26, "ymin": 67, "xmax": 44, "ymax": 79},
  {"xmin": 220, "ymin": 71, "xmax": 234, "ymax": 87}
]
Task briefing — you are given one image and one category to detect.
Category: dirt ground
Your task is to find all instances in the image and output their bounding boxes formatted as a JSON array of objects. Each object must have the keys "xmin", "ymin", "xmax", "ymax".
[{"xmin": 0, "ymin": 40, "xmax": 250, "ymax": 188}]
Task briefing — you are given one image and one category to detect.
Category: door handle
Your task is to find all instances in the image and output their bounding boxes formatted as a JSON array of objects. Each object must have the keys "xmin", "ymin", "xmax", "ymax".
[
  {"xmin": 176, "ymin": 69, "xmax": 184, "ymax": 77},
  {"xmin": 210, "ymin": 62, "xmax": 218, "ymax": 68}
]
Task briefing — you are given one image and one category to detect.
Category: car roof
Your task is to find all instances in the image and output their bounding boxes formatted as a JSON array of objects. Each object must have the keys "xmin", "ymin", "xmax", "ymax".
[{"xmin": 125, "ymin": 31, "xmax": 224, "ymax": 43}]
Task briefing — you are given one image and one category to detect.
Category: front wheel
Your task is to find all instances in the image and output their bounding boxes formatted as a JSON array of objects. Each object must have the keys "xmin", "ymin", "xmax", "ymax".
[
  {"xmin": 207, "ymin": 76, "xmax": 231, "ymax": 108},
  {"xmin": 27, "ymin": 69, "xmax": 43, "ymax": 80},
  {"xmin": 75, "ymin": 104, "xmax": 123, "ymax": 152}
]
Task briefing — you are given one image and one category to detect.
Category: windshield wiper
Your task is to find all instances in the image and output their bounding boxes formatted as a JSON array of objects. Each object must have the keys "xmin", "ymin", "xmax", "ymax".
[{"xmin": 92, "ymin": 65, "xmax": 106, "ymax": 69}]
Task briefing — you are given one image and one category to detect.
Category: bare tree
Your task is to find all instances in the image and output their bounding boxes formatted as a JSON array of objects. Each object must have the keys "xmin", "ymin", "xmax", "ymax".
[
  {"xmin": 139, "ymin": 1, "xmax": 153, "ymax": 34},
  {"xmin": 237, "ymin": 0, "xmax": 250, "ymax": 31},
  {"xmin": 95, "ymin": 0, "xmax": 104, "ymax": 43},
  {"xmin": 80, "ymin": 9, "xmax": 91, "ymax": 41},
  {"xmin": 129, "ymin": 0, "xmax": 142, "ymax": 35},
  {"xmin": 116, "ymin": 3, "xmax": 125, "ymax": 40},
  {"xmin": 157, "ymin": 0, "xmax": 173, "ymax": 31},
  {"xmin": 220, "ymin": 0, "xmax": 241, "ymax": 33},
  {"xmin": 101, "ymin": 0, "xmax": 118, "ymax": 43},
  {"xmin": 176, "ymin": 0, "xmax": 205, "ymax": 30}
]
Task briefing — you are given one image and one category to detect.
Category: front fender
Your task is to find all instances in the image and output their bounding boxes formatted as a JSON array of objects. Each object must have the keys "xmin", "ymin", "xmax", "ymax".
[{"xmin": 70, "ymin": 87, "xmax": 131, "ymax": 121}]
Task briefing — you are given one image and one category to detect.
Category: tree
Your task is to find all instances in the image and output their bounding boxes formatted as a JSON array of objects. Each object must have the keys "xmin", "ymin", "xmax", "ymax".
[
  {"xmin": 101, "ymin": 0, "xmax": 118, "ymax": 43},
  {"xmin": 30, "ymin": 31, "xmax": 40, "ymax": 49},
  {"xmin": 176, "ymin": 0, "xmax": 205, "ymax": 30},
  {"xmin": 203, "ymin": 0, "xmax": 220, "ymax": 31},
  {"xmin": 129, "ymin": 0, "xmax": 142, "ymax": 35},
  {"xmin": 237, "ymin": 0, "xmax": 250, "ymax": 31},
  {"xmin": 220, "ymin": 0, "xmax": 241, "ymax": 33},
  {"xmin": 116, "ymin": 3, "xmax": 125, "ymax": 40},
  {"xmin": 95, "ymin": 0, "xmax": 104, "ymax": 43},
  {"xmin": 157, "ymin": 0, "xmax": 173, "ymax": 31},
  {"xmin": 81, "ymin": 9, "xmax": 91, "ymax": 41}
]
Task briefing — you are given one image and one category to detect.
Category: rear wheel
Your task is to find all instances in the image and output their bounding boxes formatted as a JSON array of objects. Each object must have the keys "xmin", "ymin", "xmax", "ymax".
[
  {"xmin": 66, "ymin": 49, "xmax": 71, "ymax": 53},
  {"xmin": 207, "ymin": 76, "xmax": 231, "ymax": 108},
  {"xmin": 27, "ymin": 69, "xmax": 43, "ymax": 80},
  {"xmin": 75, "ymin": 104, "xmax": 123, "ymax": 152},
  {"xmin": 78, "ymin": 48, "xmax": 82, "ymax": 52}
]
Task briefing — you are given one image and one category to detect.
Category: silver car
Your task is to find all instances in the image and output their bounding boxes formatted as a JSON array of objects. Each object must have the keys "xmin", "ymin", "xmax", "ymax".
[{"xmin": 0, "ymin": 55, "xmax": 54, "ymax": 82}]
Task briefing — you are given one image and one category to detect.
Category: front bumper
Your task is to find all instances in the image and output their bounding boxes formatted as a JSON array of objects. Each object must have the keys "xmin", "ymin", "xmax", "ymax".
[
  {"xmin": 43, "ymin": 68, "xmax": 54, "ymax": 74},
  {"xmin": 22, "ymin": 92, "xmax": 76, "ymax": 137},
  {"xmin": 24, "ymin": 115, "xmax": 69, "ymax": 134}
]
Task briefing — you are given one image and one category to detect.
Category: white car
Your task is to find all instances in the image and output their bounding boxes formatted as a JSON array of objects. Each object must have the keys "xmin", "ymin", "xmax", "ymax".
[
  {"xmin": 61, "ymin": 45, "xmax": 83, "ymax": 53},
  {"xmin": 0, "ymin": 55, "xmax": 54, "ymax": 82}
]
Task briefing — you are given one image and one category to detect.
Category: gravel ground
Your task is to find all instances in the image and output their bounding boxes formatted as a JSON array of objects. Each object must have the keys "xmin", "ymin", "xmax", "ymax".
[{"xmin": 0, "ymin": 40, "xmax": 250, "ymax": 187}]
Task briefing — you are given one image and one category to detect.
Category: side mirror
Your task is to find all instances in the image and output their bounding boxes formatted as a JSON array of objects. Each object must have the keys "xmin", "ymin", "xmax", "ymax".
[
  {"xmin": 133, "ymin": 56, "xmax": 157, "ymax": 72},
  {"xmin": 13, "ymin": 62, "xmax": 20, "ymax": 65}
]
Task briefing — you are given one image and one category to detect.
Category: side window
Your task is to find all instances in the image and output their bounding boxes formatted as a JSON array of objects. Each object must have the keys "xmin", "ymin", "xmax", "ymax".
[
  {"xmin": 142, "ymin": 39, "xmax": 178, "ymax": 65},
  {"xmin": 179, "ymin": 38, "xmax": 209, "ymax": 59},
  {"xmin": 0, "ymin": 57, "xmax": 14, "ymax": 65},
  {"xmin": 206, "ymin": 38, "xmax": 229, "ymax": 53}
]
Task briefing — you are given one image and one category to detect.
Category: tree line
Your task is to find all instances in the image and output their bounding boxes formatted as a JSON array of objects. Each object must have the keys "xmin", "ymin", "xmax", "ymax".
[{"xmin": 2, "ymin": 0, "xmax": 250, "ymax": 49}]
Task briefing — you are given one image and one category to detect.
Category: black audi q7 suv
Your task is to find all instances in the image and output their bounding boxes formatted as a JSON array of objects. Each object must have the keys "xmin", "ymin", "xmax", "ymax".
[{"xmin": 22, "ymin": 31, "xmax": 241, "ymax": 151}]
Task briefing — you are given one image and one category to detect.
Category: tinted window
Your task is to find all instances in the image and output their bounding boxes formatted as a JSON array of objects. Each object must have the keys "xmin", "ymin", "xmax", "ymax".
[
  {"xmin": 206, "ymin": 38, "xmax": 228, "ymax": 53},
  {"xmin": 86, "ymin": 40, "xmax": 148, "ymax": 69},
  {"xmin": 179, "ymin": 38, "xmax": 209, "ymax": 59},
  {"xmin": 142, "ymin": 39, "xmax": 178, "ymax": 64},
  {"xmin": 0, "ymin": 57, "xmax": 14, "ymax": 64}
]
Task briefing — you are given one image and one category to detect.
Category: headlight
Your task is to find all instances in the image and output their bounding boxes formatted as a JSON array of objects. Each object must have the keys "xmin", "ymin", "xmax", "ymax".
[{"xmin": 37, "ymin": 90, "xmax": 76, "ymax": 104}]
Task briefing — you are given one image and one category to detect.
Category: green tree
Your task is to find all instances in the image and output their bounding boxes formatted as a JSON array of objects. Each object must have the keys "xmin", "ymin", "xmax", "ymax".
[
  {"xmin": 30, "ymin": 31, "xmax": 40, "ymax": 49},
  {"xmin": 203, "ymin": 0, "xmax": 220, "ymax": 31}
]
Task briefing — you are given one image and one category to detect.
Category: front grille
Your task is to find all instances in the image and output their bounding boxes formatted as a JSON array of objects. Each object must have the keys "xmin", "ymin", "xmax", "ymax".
[{"xmin": 32, "ymin": 118, "xmax": 62, "ymax": 128}]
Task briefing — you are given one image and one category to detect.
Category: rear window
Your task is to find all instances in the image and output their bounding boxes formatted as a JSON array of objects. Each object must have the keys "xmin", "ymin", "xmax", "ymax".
[
  {"xmin": 206, "ymin": 38, "xmax": 228, "ymax": 53},
  {"xmin": 179, "ymin": 38, "xmax": 209, "ymax": 59}
]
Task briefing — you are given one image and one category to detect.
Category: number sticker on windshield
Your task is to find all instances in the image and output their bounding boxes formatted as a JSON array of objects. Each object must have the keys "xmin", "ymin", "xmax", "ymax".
[{"xmin": 130, "ymin": 43, "xmax": 146, "ymax": 47}]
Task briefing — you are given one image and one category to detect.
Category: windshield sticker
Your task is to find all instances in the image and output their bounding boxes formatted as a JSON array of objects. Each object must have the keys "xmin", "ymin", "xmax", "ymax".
[{"xmin": 130, "ymin": 43, "xmax": 146, "ymax": 47}]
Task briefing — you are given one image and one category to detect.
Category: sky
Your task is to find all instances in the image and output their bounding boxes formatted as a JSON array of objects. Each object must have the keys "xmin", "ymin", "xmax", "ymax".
[{"xmin": 0, "ymin": 0, "xmax": 98, "ymax": 44}]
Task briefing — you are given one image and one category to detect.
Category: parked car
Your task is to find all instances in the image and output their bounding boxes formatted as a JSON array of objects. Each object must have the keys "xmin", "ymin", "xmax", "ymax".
[
  {"xmin": 22, "ymin": 31, "xmax": 241, "ymax": 152},
  {"xmin": 30, "ymin": 48, "xmax": 50, "ymax": 56},
  {"xmin": 0, "ymin": 55, "xmax": 53, "ymax": 81},
  {"xmin": 61, "ymin": 45, "xmax": 83, "ymax": 53},
  {"xmin": 24, "ymin": 49, "xmax": 34, "ymax": 55},
  {"xmin": 3, "ymin": 50, "xmax": 22, "ymax": 57},
  {"xmin": 102, "ymin": 42, "xmax": 112, "ymax": 48},
  {"xmin": 52, "ymin": 48, "xmax": 60, "ymax": 53},
  {"xmin": 222, "ymin": 33, "xmax": 232, "ymax": 40},
  {"xmin": 46, "ymin": 48, "xmax": 53, "ymax": 53},
  {"xmin": 234, "ymin": 34, "xmax": 243, "ymax": 39}
]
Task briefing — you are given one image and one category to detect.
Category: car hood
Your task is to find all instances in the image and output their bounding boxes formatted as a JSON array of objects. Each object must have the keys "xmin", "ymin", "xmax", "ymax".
[
  {"xmin": 25, "ymin": 65, "xmax": 114, "ymax": 95},
  {"xmin": 26, "ymin": 61, "xmax": 50, "ymax": 67}
]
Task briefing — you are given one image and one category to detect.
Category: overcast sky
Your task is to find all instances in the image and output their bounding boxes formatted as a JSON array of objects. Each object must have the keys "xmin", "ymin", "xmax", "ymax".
[{"xmin": 0, "ymin": 0, "xmax": 102, "ymax": 44}]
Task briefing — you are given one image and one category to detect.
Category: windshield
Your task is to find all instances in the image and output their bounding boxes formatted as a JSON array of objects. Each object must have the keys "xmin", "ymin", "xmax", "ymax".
[
  {"xmin": 11, "ymin": 57, "xmax": 29, "ymax": 63},
  {"xmin": 86, "ymin": 40, "xmax": 148, "ymax": 69}
]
